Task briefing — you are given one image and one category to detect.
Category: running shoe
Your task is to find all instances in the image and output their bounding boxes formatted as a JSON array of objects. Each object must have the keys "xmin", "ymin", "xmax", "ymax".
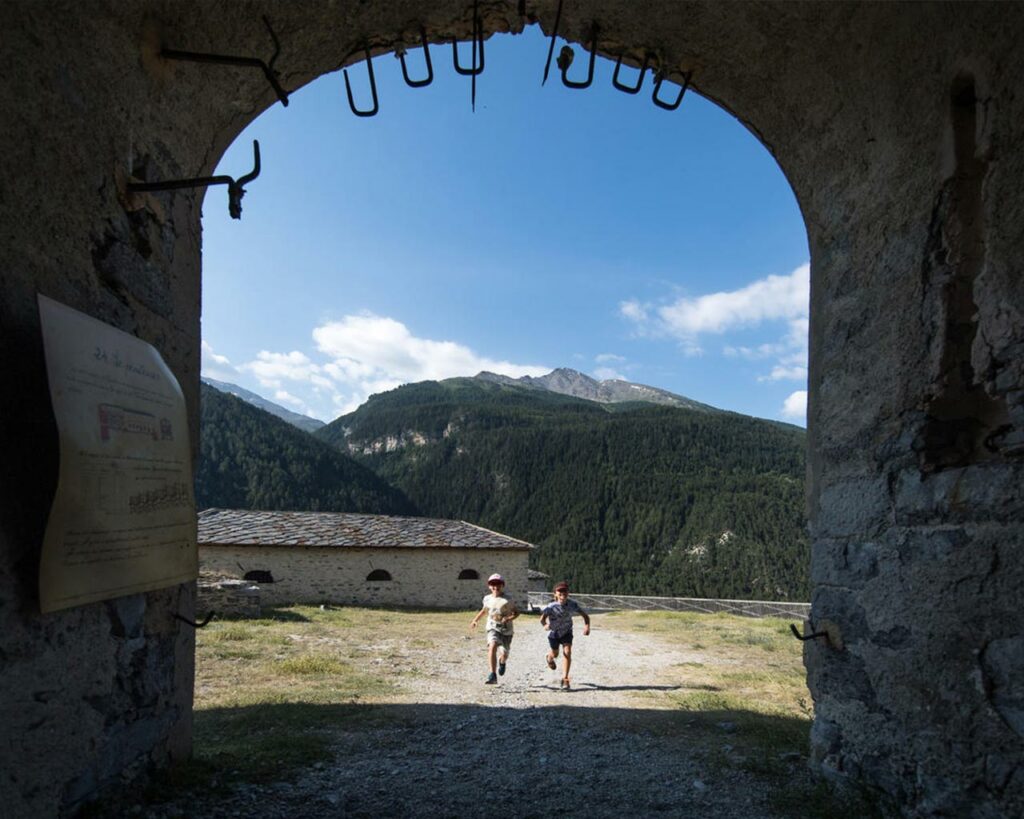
[
  {"xmin": 485, "ymin": 672, "xmax": 497, "ymax": 684},
  {"xmin": 498, "ymin": 660, "xmax": 506, "ymax": 676}
]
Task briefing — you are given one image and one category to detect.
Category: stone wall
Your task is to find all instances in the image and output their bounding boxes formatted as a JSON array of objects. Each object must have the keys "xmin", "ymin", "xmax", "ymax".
[
  {"xmin": 2, "ymin": 2, "xmax": 1023, "ymax": 815},
  {"xmin": 196, "ymin": 579, "xmax": 260, "ymax": 619},
  {"xmin": 200, "ymin": 547, "xmax": 529, "ymax": 611}
]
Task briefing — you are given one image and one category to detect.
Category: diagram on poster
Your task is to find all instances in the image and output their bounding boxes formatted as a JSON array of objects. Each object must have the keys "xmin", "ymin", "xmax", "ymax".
[{"xmin": 37, "ymin": 294, "xmax": 197, "ymax": 613}]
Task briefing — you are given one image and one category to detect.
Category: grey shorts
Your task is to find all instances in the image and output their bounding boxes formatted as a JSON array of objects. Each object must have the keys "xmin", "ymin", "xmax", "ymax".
[{"xmin": 487, "ymin": 630, "xmax": 513, "ymax": 653}]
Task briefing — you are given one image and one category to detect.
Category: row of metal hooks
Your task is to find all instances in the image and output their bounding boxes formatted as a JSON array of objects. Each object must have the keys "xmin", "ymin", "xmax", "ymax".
[
  {"xmin": 129, "ymin": 3, "xmax": 694, "ymax": 219},
  {"xmin": 341, "ymin": 0, "xmax": 693, "ymax": 117}
]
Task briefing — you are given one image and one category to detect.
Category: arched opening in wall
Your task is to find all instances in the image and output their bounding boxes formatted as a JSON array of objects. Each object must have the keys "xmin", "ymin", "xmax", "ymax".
[
  {"xmin": 458, "ymin": 569, "xmax": 480, "ymax": 580},
  {"xmin": 189, "ymin": 23, "xmax": 813, "ymax": 812},
  {"xmin": 366, "ymin": 568, "xmax": 392, "ymax": 581}
]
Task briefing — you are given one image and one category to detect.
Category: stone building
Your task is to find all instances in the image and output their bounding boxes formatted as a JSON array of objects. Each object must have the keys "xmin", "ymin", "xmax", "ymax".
[
  {"xmin": 2, "ymin": 3, "xmax": 1023, "ymax": 816},
  {"xmin": 198, "ymin": 508, "xmax": 532, "ymax": 609}
]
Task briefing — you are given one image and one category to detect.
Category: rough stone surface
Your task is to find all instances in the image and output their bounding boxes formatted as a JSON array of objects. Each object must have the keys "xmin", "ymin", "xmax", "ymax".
[{"xmin": 1, "ymin": 1, "xmax": 1023, "ymax": 816}]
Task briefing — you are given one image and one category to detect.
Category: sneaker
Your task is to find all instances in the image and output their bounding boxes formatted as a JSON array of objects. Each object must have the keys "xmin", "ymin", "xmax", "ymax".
[
  {"xmin": 498, "ymin": 660, "xmax": 506, "ymax": 676},
  {"xmin": 546, "ymin": 655, "xmax": 556, "ymax": 670},
  {"xmin": 561, "ymin": 677, "xmax": 571, "ymax": 690},
  {"xmin": 485, "ymin": 672, "xmax": 497, "ymax": 684}
]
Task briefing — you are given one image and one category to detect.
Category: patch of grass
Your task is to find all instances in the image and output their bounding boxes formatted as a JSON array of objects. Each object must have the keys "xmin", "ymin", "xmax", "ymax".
[
  {"xmin": 607, "ymin": 609, "xmax": 815, "ymax": 798},
  {"xmin": 274, "ymin": 655, "xmax": 349, "ymax": 675}
]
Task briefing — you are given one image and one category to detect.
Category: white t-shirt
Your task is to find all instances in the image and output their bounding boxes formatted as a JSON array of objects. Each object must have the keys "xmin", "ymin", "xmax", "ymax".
[{"xmin": 482, "ymin": 593, "xmax": 514, "ymax": 635}]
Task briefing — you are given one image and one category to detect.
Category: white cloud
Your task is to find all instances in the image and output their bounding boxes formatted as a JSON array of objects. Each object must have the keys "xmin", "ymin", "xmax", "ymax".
[
  {"xmin": 655, "ymin": 264, "xmax": 809, "ymax": 337},
  {"xmin": 200, "ymin": 340, "xmax": 238, "ymax": 381},
  {"xmin": 241, "ymin": 350, "xmax": 324, "ymax": 389},
  {"xmin": 595, "ymin": 353, "xmax": 626, "ymax": 364},
  {"xmin": 781, "ymin": 390, "xmax": 808, "ymax": 420},
  {"xmin": 228, "ymin": 312, "xmax": 550, "ymax": 421},
  {"xmin": 273, "ymin": 390, "xmax": 306, "ymax": 409},
  {"xmin": 622, "ymin": 263, "xmax": 809, "ymax": 384},
  {"xmin": 312, "ymin": 313, "xmax": 549, "ymax": 384},
  {"xmin": 761, "ymin": 365, "xmax": 808, "ymax": 382},
  {"xmin": 619, "ymin": 300, "xmax": 648, "ymax": 323},
  {"xmin": 593, "ymin": 367, "xmax": 626, "ymax": 381}
]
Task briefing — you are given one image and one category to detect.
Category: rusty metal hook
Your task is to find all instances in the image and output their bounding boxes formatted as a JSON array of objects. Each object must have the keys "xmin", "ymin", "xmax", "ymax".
[
  {"xmin": 559, "ymin": 23, "xmax": 598, "ymax": 90},
  {"xmin": 396, "ymin": 27, "xmax": 433, "ymax": 88},
  {"xmin": 541, "ymin": 0, "xmax": 564, "ymax": 86},
  {"xmin": 452, "ymin": 2, "xmax": 484, "ymax": 112},
  {"xmin": 790, "ymin": 623, "xmax": 828, "ymax": 642},
  {"xmin": 344, "ymin": 47, "xmax": 379, "ymax": 117},
  {"xmin": 173, "ymin": 611, "xmax": 215, "ymax": 629},
  {"xmin": 613, "ymin": 53, "xmax": 650, "ymax": 95},
  {"xmin": 127, "ymin": 139, "xmax": 261, "ymax": 220},
  {"xmin": 452, "ymin": 11, "xmax": 485, "ymax": 75},
  {"xmin": 161, "ymin": 15, "xmax": 289, "ymax": 107},
  {"xmin": 652, "ymin": 68, "xmax": 692, "ymax": 111}
]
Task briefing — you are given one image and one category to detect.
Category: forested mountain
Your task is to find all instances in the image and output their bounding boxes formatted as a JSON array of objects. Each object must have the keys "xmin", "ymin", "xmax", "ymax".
[
  {"xmin": 316, "ymin": 378, "xmax": 809, "ymax": 600},
  {"xmin": 202, "ymin": 376, "xmax": 325, "ymax": 433},
  {"xmin": 475, "ymin": 367, "xmax": 716, "ymax": 412},
  {"xmin": 197, "ymin": 383, "xmax": 417, "ymax": 515}
]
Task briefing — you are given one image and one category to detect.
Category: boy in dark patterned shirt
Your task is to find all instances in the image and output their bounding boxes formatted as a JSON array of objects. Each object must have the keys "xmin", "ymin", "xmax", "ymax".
[{"xmin": 540, "ymin": 581, "xmax": 590, "ymax": 689}]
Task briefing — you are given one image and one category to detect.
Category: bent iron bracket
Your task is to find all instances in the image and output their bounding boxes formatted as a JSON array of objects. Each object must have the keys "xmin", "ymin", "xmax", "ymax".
[
  {"xmin": 612, "ymin": 53, "xmax": 650, "ymax": 95},
  {"xmin": 790, "ymin": 620, "xmax": 844, "ymax": 650},
  {"xmin": 173, "ymin": 611, "xmax": 215, "ymax": 629},
  {"xmin": 344, "ymin": 47, "xmax": 379, "ymax": 117},
  {"xmin": 127, "ymin": 139, "xmax": 261, "ymax": 220},
  {"xmin": 559, "ymin": 23, "xmax": 598, "ymax": 89},
  {"xmin": 652, "ymin": 68, "xmax": 692, "ymax": 111},
  {"xmin": 396, "ymin": 27, "xmax": 433, "ymax": 88},
  {"xmin": 161, "ymin": 15, "xmax": 289, "ymax": 107}
]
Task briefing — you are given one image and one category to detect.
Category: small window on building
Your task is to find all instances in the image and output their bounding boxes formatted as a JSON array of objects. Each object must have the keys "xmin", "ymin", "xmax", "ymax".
[
  {"xmin": 458, "ymin": 569, "xmax": 479, "ymax": 580},
  {"xmin": 366, "ymin": 569, "xmax": 392, "ymax": 582}
]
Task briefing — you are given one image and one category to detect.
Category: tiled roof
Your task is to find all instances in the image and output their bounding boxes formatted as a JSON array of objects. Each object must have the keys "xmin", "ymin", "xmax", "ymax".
[{"xmin": 197, "ymin": 508, "xmax": 534, "ymax": 551}]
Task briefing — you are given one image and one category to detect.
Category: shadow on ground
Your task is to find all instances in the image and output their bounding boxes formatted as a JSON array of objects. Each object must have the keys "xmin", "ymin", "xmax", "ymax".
[{"xmin": 110, "ymin": 702, "xmax": 885, "ymax": 819}]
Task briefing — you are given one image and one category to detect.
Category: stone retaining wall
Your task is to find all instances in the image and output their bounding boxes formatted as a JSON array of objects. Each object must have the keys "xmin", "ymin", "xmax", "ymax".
[{"xmin": 197, "ymin": 579, "xmax": 260, "ymax": 619}]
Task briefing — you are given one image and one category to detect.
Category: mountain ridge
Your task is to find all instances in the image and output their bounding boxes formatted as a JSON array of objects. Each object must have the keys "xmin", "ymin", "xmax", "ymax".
[
  {"xmin": 202, "ymin": 376, "xmax": 325, "ymax": 433},
  {"xmin": 474, "ymin": 368, "xmax": 717, "ymax": 412},
  {"xmin": 315, "ymin": 376, "xmax": 808, "ymax": 599}
]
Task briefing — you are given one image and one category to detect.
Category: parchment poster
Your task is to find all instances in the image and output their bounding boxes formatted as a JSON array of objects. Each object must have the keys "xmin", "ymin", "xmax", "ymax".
[{"xmin": 38, "ymin": 294, "xmax": 197, "ymax": 613}]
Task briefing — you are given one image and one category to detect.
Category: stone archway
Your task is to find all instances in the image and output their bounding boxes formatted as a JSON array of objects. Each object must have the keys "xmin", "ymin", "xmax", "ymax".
[{"xmin": 2, "ymin": 2, "xmax": 1022, "ymax": 815}]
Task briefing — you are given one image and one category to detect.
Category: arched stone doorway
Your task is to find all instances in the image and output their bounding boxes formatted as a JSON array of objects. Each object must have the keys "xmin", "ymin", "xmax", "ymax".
[{"xmin": 2, "ymin": 2, "xmax": 1022, "ymax": 815}]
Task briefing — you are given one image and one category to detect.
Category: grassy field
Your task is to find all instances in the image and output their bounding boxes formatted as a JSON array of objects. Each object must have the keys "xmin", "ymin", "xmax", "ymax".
[{"xmin": 138, "ymin": 606, "xmax": 882, "ymax": 817}]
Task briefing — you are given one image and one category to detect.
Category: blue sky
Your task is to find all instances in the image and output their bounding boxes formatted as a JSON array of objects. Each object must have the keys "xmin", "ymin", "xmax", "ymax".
[{"xmin": 201, "ymin": 26, "xmax": 809, "ymax": 425}]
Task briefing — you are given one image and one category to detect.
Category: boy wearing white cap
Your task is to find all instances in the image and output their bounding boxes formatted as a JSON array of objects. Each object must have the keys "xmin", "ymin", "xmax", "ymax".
[{"xmin": 470, "ymin": 573, "xmax": 519, "ymax": 684}]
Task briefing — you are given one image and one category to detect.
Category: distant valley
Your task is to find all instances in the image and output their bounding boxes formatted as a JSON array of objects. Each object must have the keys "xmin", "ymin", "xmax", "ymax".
[{"xmin": 200, "ymin": 371, "xmax": 809, "ymax": 600}]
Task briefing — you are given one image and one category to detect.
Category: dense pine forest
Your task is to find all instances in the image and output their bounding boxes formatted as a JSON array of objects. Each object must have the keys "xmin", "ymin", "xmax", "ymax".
[
  {"xmin": 196, "ymin": 384, "xmax": 417, "ymax": 515},
  {"xmin": 316, "ymin": 378, "xmax": 809, "ymax": 600}
]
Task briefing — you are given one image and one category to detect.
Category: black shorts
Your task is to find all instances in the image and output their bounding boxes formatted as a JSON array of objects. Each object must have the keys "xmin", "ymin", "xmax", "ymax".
[{"xmin": 548, "ymin": 631, "xmax": 573, "ymax": 651}]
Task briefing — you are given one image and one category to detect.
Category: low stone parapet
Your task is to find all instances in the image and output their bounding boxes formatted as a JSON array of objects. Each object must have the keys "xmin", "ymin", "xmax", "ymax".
[
  {"xmin": 197, "ymin": 578, "xmax": 261, "ymax": 619},
  {"xmin": 527, "ymin": 591, "xmax": 810, "ymax": 619}
]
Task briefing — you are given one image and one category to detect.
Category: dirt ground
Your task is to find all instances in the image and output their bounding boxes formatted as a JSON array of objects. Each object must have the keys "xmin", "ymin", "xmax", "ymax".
[{"xmin": 139, "ymin": 612, "xmax": 828, "ymax": 818}]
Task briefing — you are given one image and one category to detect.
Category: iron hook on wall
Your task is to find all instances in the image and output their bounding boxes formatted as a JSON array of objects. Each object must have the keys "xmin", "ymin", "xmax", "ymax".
[
  {"xmin": 559, "ymin": 22, "xmax": 598, "ymax": 89},
  {"xmin": 652, "ymin": 68, "xmax": 692, "ymax": 111},
  {"xmin": 541, "ymin": 0, "xmax": 564, "ymax": 85},
  {"xmin": 172, "ymin": 611, "xmax": 215, "ymax": 629},
  {"xmin": 344, "ymin": 47, "xmax": 379, "ymax": 117},
  {"xmin": 127, "ymin": 139, "xmax": 261, "ymax": 220},
  {"xmin": 161, "ymin": 15, "xmax": 290, "ymax": 107},
  {"xmin": 396, "ymin": 27, "xmax": 433, "ymax": 88},
  {"xmin": 612, "ymin": 53, "xmax": 650, "ymax": 95}
]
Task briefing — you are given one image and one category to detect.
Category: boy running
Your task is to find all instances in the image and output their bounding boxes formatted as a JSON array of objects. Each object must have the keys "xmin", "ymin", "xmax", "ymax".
[
  {"xmin": 540, "ymin": 581, "xmax": 590, "ymax": 689},
  {"xmin": 470, "ymin": 573, "xmax": 519, "ymax": 684}
]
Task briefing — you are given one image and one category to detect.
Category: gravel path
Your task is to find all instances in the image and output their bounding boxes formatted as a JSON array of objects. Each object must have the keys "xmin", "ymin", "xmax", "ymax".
[{"xmin": 146, "ymin": 615, "xmax": 812, "ymax": 818}]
